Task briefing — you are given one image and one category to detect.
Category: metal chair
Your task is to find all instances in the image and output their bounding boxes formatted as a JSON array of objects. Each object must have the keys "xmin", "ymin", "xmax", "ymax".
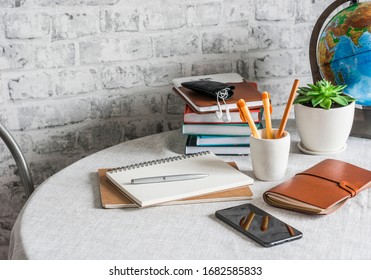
[{"xmin": 0, "ymin": 122, "xmax": 34, "ymax": 198}]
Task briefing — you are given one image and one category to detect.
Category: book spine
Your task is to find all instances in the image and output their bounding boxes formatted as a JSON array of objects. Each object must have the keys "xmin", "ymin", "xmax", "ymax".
[
  {"xmin": 182, "ymin": 122, "xmax": 262, "ymax": 136},
  {"xmin": 183, "ymin": 105, "xmax": 262, "ymax": 124},
  {"xmin": 196, "ymin": 135, "xmax": 250, "ymax": 147},
  {"xmin": 185, "ymin": 136, "xmax": 250, "ymax": 155}
]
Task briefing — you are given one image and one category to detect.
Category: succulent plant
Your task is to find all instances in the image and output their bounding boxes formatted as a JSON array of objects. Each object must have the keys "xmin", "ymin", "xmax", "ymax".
[{"xmin": 294, "ymin": 80, "xmax": 356, "ymax": 110}]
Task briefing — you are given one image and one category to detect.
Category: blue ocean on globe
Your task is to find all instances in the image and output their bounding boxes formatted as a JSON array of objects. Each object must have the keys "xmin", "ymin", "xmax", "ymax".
[{"xmin": 329, "ymin": 31, "xmax": 371, "ymax": 106}]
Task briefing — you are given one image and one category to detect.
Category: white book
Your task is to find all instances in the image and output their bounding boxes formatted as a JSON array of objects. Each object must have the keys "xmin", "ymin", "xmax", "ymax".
[
  {"xmin": 106, "ymin": 151, "xmax": 254, "ymax": 207},
  {"xmin": 183, "ymin": 105, "xmax": 261, "ymax": 124},
  {"xmin": 197, "ymin": 135, "xmax": 250, "ymax": 146},
  {"xmin": 182, "ymin": 123, "xmax": 260, "ymax": 136}
]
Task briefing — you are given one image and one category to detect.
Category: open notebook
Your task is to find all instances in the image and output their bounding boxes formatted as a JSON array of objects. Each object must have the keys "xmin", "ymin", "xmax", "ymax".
[
  {"xmin": 105, "ymin": 151, "xmax": 254, "ymax": 207},
  {"xmin": 99, "ymin": 162, "xmax": 253, "ymax": 208}
]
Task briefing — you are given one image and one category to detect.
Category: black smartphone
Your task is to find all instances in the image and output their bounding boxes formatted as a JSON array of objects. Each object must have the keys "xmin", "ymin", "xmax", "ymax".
[{"xmin": 215, "ymin": 203, "xmax": 303, "ymax": 247}]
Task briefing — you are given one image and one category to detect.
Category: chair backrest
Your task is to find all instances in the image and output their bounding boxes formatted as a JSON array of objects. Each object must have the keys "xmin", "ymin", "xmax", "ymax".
[{"xmin": 0, "ymin": 122, "xmax": 34, "ymax": 198}]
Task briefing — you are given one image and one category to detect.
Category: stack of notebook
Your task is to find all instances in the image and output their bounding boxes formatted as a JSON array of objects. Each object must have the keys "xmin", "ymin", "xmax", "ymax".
[
  {"xmin": 98, "ymin": 151, "xmax": 254, "ymax": 208},
  {"xmin": 172, "ymin": 73, "xmax": 264, "ymax": 155}
]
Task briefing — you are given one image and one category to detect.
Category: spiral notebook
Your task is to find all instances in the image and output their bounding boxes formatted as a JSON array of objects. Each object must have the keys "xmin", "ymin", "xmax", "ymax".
[
  {"xmin": 105, "ymin": 151, "xmax": 254, "ymax": 207},
  {"xmin": 99, "ymin": 162, "xmax": 253, "ymax": 208}
]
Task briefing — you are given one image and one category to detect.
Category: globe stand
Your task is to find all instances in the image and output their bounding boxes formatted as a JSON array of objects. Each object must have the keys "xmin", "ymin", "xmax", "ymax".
[{"xmin": 309, "ymin": 0, "xmax": 371, "ymax": 139}]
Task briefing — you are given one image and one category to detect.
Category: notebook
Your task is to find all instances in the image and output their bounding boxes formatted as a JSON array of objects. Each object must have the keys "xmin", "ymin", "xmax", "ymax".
[
  {"xmin": 99, "ymin": 162, "xmax": 253, "ymax": 208},
  {"xmin": 263, "ymin": 159, "xmax": 371, "ymax": 215},
  {"xmin": 105, "ymin": 151, "xmax": 254, "ymax": 207},
  {"xmin": 172, "ymin": 73, "xmax": 263, "ymax": 113}
]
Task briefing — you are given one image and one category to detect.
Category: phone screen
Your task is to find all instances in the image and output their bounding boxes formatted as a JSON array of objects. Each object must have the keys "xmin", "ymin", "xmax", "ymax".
[{"xmin": 215, "ymin": 203, "xmax": 302, "ymax": 247}]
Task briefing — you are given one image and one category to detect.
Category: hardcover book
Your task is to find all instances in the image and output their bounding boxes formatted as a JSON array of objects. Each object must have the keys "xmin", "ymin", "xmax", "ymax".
[
  {"xmin": 196, "ymin": 135, "xmax": 250, "ymax": 146},
  {"xmin": 185, "ymin": 136, "xmax": 250, "ymax": 156},
  {"xmin": 183, "ymin": 104, "xmax": 261, "ymax": 124},
  {"xmin": 182, "ymin": 122, "xmax": 261, "ymax": 136},
  {"xmin": 172, "ymin": 73, "xmax": 263, "ymax": 113}
]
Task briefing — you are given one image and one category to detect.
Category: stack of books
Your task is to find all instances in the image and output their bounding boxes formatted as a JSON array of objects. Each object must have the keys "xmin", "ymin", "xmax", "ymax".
[{"xmin": 172, "ymin": 73, "xmax": 264, "ymax": 155}]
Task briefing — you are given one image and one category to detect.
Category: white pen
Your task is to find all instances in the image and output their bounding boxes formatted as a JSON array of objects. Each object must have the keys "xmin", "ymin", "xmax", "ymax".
[{"xmin": 131, "ymin": 173, "xmax": 209, "ymax": 184}]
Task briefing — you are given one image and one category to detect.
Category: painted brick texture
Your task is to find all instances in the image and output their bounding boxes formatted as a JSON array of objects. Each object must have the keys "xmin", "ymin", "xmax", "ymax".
[{"xmin": 0, "ymin": 0, "xmax": 334, "ymax": 258}]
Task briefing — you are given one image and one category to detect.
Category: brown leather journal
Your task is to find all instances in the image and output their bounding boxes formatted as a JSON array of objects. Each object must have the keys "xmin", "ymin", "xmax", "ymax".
[{"xmin": 263, "ymin": 159, "xmax": 371, "ymax": 214}]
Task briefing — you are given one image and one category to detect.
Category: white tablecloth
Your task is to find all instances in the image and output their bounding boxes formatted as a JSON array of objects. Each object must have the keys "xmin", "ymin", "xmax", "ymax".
[{"xmin": 8, "ymin": 124, "xmax": 371, "ymax": 259}]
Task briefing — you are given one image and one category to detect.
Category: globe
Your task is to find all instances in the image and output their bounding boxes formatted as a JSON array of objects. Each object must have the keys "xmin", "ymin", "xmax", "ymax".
[{"xmin": 318, "ymin": 1, "xmax": 371, "ymax": 107}]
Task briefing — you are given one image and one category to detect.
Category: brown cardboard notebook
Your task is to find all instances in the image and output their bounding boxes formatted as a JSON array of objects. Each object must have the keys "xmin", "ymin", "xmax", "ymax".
[
  {"xmin": 99, "ymin": 162, "xmax": 253, "ymax": 208},
  {"xmin": 172, "ymin": 73, "xmax": 263, "ymax": 113},
  {"xmin": 263, "ymin": 159, "xmax": 371, "ymax": 215}
]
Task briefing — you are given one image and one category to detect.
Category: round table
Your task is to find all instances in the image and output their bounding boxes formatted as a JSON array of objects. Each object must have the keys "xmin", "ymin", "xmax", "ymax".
[{"xmin": 9, "ymin": 124, "xmax": 371, "ymax": 259}]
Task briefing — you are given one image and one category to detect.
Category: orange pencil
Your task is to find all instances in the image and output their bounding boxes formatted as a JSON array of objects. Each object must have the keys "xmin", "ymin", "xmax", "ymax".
[
  {"xmin": 277, "ymin": 79, "xmax": 300, "ymax": 138},
  {"xmin": 237, "ymin": 99, "xmax": 261, "ymax": 139},
  {"xmin": 262, "ymin": 92, "xmax": 273, "ymax": 139}
]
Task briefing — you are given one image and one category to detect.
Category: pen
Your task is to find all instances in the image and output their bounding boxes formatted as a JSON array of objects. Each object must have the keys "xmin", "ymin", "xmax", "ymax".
[
  {"xmin": 262, "ymin": 92, "xmax": 273, "ymax": 139},
  {"xmin": 277, "ymin": 79, "xmax": 300, "ymax": 138},
  {"xmin": 237, "ymin": 99, "xmax": 261, "ymax": 139},
  {"xmin": 131, "ymin": 173, "xmax": 209, "ymax": 184}
]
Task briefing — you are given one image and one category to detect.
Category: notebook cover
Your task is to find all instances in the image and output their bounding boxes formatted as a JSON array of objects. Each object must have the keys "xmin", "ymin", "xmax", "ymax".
[
  {"xmin": 172, "ymin": 73, "xmax": 262, "ymax": 113},
  {"xmin": 263, "ymin": 159, "xmax": 371, "ymax": 214},
  {"xmin": 99, "ymin": 162, "xmax": 253, "ymax": 208}
]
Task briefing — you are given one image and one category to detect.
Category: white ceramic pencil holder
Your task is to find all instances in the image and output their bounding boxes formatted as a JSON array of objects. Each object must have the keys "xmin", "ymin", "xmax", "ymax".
[{"xmin": 250, "ymin": 128, "xmax": 290, "ymax": 181}]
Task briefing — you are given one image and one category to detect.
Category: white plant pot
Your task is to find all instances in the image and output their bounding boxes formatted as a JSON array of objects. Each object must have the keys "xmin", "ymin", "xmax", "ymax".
[{"xmin": 294, "ymin": 102, "xmax": 355, "ymax": 154}]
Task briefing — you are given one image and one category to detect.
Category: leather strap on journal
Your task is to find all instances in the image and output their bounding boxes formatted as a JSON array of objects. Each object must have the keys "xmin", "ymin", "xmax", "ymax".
[{"xmin": 296, "ymin": 172, "xmax": 358, "ymax": 198}]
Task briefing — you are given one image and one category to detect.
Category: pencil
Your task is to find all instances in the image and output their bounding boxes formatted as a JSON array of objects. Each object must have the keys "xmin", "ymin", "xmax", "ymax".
[
  {"xmin": 262, "ymin": 92, "xmax": 273, "ymax": 139},
  {"xmin": 236, "ymin": 99, "xmax": 261, "ymax": 139},
  {"xmin": 277, "ymin": 79, "xmax": 300, "ymax": 139}
]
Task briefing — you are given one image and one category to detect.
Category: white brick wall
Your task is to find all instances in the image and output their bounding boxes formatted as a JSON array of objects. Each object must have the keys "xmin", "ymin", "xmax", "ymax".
[{"xmin": 0, "ymin": 0, "xmax": 335, "ymax": 258}]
